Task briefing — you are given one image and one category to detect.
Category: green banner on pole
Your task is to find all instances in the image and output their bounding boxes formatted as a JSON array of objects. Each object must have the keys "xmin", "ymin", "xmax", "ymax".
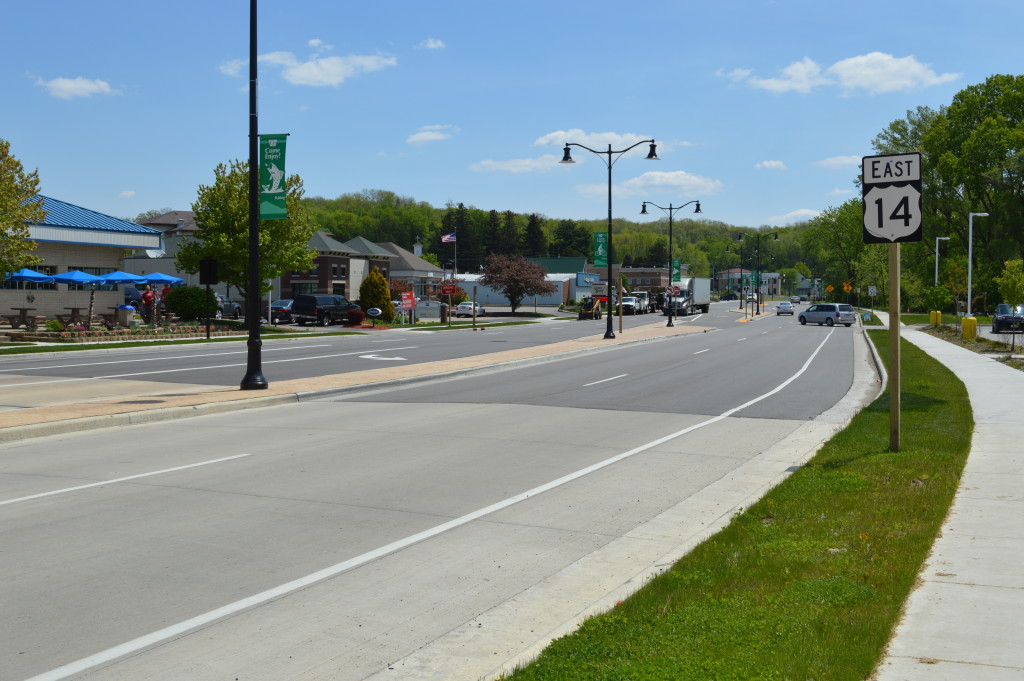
[
  {"xmin": 259, "ymin": 134, "xmax": 288, "ymax": 220},
  {"xmin": 593, "ymin": 232, "xmax": 608, "ymax": 268},
  {"xmin": 671, "ymin": 258, "xmax": 681, "ymax": 279}
]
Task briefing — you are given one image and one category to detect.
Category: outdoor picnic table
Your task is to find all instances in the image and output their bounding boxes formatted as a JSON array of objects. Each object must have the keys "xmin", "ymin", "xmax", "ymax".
[
  {"xmin": 3, "ymin": 307, "xmax": 37, "ymax": 329},
  {"xmin": 56, "ymin": 307, "xmax": 86, "ymax": 326}
]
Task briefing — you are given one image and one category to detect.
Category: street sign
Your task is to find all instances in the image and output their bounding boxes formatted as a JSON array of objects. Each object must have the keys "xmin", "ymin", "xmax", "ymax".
[
  {"xmin": 843, "ymin": 282, "xmax": 852, "ymax": 293},
  {"xmin": 592, "ymin": 283, "xmax": 608, "ymax": 295},
  {"xmin": 826, "ymin": 284, "xmax": 834, "ymax": 293},
  {"xmin": 862, "ymin": 152, "xmax": 922, "ymax": 243},
  {"xmin": 670, "ymin": 286, "xmax": 681, "ymax": 295},
  {"xmin": 868, "ymin": 285, "xmax": 877, "ymax": 297},
  {"xmin": 440, "ymin": 284, "xmax": 457, "ymax": 295}
]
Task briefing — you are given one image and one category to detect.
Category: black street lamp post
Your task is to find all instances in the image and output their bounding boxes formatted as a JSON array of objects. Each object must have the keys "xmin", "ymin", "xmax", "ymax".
[
  {"xmin": 241, "ymin": 0, "xmax": 268, "ymax": 390},
  {"xmin": 560, "ymin": 139, "xmax": 659, "ymax": 339},
  {"xmin": 640, "ymin": 200, "xmax": 701, "ymax": 327},
  {"xmin": 727, "ymin": 243, "xmax": 746, "ymax": 310},
  {"xmin": 737, "ymin": 231, "xmax": 778, "ymax": 316}
]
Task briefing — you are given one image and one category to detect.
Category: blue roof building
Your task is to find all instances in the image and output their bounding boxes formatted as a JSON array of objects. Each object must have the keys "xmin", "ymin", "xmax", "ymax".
[{"xmin": 31, "ymin": 195, "xmax": 161, "ymax": 250}]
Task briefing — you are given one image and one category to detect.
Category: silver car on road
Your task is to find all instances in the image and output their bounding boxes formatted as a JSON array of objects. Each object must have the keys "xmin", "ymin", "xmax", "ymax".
[{"xmin": 798, "ymin": 303, "xmax": 857, "ymax": 327}]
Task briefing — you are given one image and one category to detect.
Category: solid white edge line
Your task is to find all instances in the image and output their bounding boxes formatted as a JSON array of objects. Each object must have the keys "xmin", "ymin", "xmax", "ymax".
[
  {"xmin": 0, "ymin": 454, "xmax": 252, "ymax": 507},
  {"xmin": 27, "ymin": 329, "xmax": 836, "ymax": 681}
]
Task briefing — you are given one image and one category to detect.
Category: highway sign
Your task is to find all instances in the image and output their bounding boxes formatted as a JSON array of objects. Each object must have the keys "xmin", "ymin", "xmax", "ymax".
[
  {"xmin": 869, "ymin": 285, "xmax": 877, "ymax": 297},
  {"xmin": 862, "ymin": 152, "xmax": 922, "ymax": 244}
]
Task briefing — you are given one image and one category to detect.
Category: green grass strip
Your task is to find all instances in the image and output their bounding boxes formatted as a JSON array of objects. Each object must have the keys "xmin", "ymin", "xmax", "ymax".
[{"xmin": 502, "ymin": 331, "xmax": 972, "ymax": 681}]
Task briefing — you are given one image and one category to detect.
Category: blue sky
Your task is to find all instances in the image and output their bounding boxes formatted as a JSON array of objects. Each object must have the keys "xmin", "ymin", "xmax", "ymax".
[{"xmin": 4, "ymin": 0, "xmax": 1021, "ymax": 229}]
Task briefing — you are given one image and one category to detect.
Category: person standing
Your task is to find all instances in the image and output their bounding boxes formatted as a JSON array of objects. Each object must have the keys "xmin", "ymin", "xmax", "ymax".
[
  {"xmin": 140, "ymin": 285, "xmax": 155, "ymax": 323},
  {"xmin": 160, "ymin": 284, "xmax": 172, "ymax": 317}
]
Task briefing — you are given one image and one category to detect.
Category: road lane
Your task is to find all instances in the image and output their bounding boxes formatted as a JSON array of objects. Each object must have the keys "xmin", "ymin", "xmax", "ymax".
[{"xmin": 1, "ymin": 316, "xmax": 877, "ymax": 681}]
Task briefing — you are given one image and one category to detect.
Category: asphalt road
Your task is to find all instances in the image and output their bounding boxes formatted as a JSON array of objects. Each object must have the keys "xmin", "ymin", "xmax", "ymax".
[{"xmin": 0, "ymin": 304, "xmax": 873, "ymax": 681}]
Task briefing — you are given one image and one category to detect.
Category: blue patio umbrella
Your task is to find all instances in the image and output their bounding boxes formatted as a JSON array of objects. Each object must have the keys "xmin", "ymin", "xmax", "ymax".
[
  {"xmin": 5, "ymin": 267, "xmax": 54, "ymax": 283},
  {"xmin": 98, "ymin": 270, "xmax": 146, "ymax": 285},
  {"xmin": 51, "ymin": 270, "xmax": 102, "ymax": 285},
  {"xmin": 140, "ymin": 272, "xmax": 184, "ymax": 285},
  {"xmin": 52, "ymin": 270, "xmax": 103, "ymax": 325}
]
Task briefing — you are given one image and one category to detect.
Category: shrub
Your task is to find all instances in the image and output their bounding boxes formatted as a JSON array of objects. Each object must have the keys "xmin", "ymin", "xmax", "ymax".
[
  {"xmin": 46, "ymin": 320, "xmax": 64, "ymax": 332},
  {"xmin": 166, "ymin": 285, "xmax": 215, "ymax": 321},
  {"xmin": 347, "ymin": 309, "xmax": 365, "ymax": 325}
]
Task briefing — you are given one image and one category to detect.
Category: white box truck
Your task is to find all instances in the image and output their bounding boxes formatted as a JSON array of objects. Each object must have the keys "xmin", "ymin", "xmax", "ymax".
[{"xmin": 664, "ymin": 277, "xmax": 711, "ymax": 316}]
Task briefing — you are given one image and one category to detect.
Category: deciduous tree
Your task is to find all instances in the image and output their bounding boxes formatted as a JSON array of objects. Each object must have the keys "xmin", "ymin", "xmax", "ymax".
[
  {"xmin": 479, "ymin": 254, "xmax": 556, "ymax": 313},
  {"xmin": 0, "ymin": 138, "xmax": 44, "ymax": 272},
  {"xmin": 175, "ymin": 160, "xmax": 316, "ymax": 303}
]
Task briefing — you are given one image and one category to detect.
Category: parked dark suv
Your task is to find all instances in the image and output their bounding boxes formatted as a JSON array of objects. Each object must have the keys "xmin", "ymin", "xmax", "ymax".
[{"xmin": 291, "ymin": 294, "xmax": 359, "ymax": 326}]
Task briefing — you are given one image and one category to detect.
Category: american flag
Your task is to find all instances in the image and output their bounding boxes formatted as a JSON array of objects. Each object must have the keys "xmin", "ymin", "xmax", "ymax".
[{"xmin": 441, "ymin": 231, "xmax": 457, "ymax": 243}]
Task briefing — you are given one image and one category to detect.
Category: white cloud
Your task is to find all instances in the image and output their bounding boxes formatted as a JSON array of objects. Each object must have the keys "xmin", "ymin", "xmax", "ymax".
[
  {"xmin": 219, "ymin": 59, "xmax": 246, "ymax": 77},
  {"xmin": 827, "ymin": 52, "xmax": 960, "ymax": 94},
  {"xmin": 756, "ymin": 160, "xmax": 787, "ymax": 170},
  {"xmin": 830, "ymin": 187, "xmax": 854, "ymax": 196},
  {"xmin": 723, "ymin": 53, "xmax": 959, "ymax": 95},
  {"xmin": 308, "ymin": 38, "xmax": 330, "ymax": 49},
  {"xmin": 574, "ymin": 170, "xmax": 723, "ymax": 199},
  {"xmin": 717, "ymin": 67, "xmax": 752, "ymax": 82},
  {"xmin": 768, "ymin": 208, "xmax": 821, "ymax": 225},
  {"xmin": 257, "ymin": 51, "xmax": 396, "ymax": 86},
  {"xmin": 419, "ymin": 38, "xmax": 446, "ymax": 49},
  {"xmin": 815, "ymin": 155, "xmax": 861, "ymax": 169},
  {"xmin": 471, "ymin": 155, "xmax": 561, "ymax": 173},
  {"xmin": 406, "ymin": 124, "xmax": 459, "ymax": 145},
  {"xmin": 533, "ymin": 129, "xmax": 656, "ymax": 150},
  {"xmin": 37, "ymin": 76, "xmax": 117, "ymax": 99},
  {"xmin": 118, "ymin": 190, "xmax": 135, "ymax": 198},
  {"xmin": 747, "ymin": 57, "xmax": 830, "ymax": 94}
]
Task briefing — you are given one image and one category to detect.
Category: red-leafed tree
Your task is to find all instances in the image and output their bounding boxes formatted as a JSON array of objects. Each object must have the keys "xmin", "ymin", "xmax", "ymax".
[{"xmin": 479, "ymin": 254, "xmax": 556, "ymax": 314}]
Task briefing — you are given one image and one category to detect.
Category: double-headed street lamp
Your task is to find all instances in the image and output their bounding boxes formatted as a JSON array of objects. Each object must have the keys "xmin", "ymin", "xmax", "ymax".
[
  {"xmin": 934, "ymin": 235, "xmax": 950, "ymax": 286},
  {"xmin": 737, "ymin": 231, "xmax": 778, "ymax": 315},
  {"xmin": 967, "ymin": 212, "xmax": 989, "ymax": 317},
  {"xmin": 560, "ymin": 139, "xmax": 659, "ymax": 339},
  {"xmin": 640, "ymin": 200, "xmax": 701, "ymax": 326}
]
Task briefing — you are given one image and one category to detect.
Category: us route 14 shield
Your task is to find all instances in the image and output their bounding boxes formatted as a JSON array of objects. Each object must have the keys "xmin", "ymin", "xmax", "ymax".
[{"xmin": 862, "ymin": 152, "xmax": 923, "ymax": 244}]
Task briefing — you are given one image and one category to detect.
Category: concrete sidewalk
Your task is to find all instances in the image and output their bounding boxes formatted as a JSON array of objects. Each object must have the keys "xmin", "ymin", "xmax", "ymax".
[{"xmin": 872, "ymin": 315, "xmax": 1024, "ymax": 680}]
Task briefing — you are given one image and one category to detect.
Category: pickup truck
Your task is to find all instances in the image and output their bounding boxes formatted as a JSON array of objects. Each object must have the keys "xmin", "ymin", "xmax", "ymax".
[{"xmin": 291, "ymin": 294, "xmax": 359, "ymax": 326}]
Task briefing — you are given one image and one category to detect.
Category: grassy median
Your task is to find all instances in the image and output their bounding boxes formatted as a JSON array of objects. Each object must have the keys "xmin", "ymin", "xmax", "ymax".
[{"xmin": 501, "ymin": 330, "xmax": 972, "ymax": 681}]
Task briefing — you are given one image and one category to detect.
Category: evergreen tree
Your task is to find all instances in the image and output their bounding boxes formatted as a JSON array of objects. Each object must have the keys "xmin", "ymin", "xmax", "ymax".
[
  {"xmin": 485, "ymin": 209, "xmax": 502, "ymax": 254},
  {"xmin": 358, "ymin": 266, "xmax": 394, "ymax": 318},
  {"xmin": 524, "ymin": 213, "xmax": 547, "ymax": 257},
  {"xmin": 499, "ymin": 210, "xmax": 521, "ymax": 256}
]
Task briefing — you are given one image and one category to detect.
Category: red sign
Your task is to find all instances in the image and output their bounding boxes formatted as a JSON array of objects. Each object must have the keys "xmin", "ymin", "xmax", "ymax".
[
  {"xmin": 401, "ymin": 292, "xmax": 416, "ymax": 309},
  {"xmin": 440, "ymin": 284, "xmax": 457, "ymax": 295}
]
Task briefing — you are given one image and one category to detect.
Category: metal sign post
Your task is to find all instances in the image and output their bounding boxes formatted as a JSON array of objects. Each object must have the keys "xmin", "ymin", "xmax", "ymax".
[{"xmin": 862, "ymin": 152, "xmax": 922, "ymax": 452}]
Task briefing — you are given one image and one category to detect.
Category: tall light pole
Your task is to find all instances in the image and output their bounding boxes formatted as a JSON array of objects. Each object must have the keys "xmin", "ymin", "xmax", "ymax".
[
  {"xmin": 240, "ymin": 0, "xmax": 268, "ymax": 390},
  {"xmin": 641, "ymin": 199, "xmax": 701, "ymax": 326},
  {"xmin": 934, "ymin": 236, "xmax": 950, "ymax": 286},
  {"xmin": 560, "ymin": 139, "xmax": 659, "ymax": 338},
  {"xmin": 727, "ymin": 243, "xmax": 746, "ymax": 310},
  {"xmin": 738, "ymin": 231, "xmax": 778, "ymax": 315},
  {"xmin": 967, "ymin": 212, "xmax": 989, "ymax": 317}
]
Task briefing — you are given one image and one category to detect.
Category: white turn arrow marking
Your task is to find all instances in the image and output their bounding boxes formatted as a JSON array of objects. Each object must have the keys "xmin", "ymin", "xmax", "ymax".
[{"xmin": 359, "ymin": 354, "xmax": 407, "ymax": 361}]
